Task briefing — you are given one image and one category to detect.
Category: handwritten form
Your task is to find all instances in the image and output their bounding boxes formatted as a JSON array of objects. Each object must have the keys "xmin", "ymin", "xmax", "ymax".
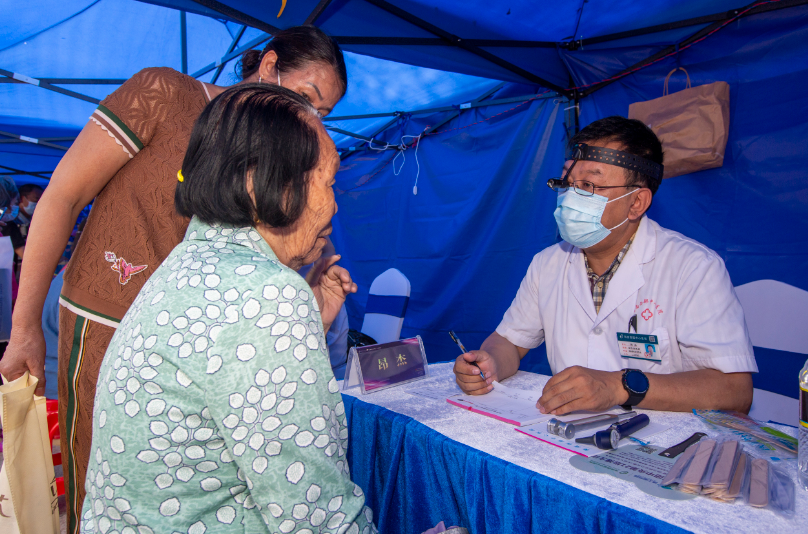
[{"xmin": 446, "ymin": 381, "xmax": 547, "ymax": 426}]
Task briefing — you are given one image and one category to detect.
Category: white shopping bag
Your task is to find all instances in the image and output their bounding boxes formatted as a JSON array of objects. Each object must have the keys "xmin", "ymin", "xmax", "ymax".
[{"xmin": 0, "ymin": 372, "xmax": 60, "ymax": 534}]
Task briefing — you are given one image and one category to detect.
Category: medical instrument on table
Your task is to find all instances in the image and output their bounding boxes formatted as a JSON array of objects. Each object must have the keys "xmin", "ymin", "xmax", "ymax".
[
  {"xmin": 448, "ymin": 331, "xmax": 485, "ymax": 382},
  {"xmin": 575, "ymin": 413, "xmax": 650, "ymax": 450},
  {"xmin": 658, "ymin": 432, "xmax": 707, "ymax": 458},
  {"xmin": 547, "ymin": 411, "xmax": 636, "ymax": 439}
]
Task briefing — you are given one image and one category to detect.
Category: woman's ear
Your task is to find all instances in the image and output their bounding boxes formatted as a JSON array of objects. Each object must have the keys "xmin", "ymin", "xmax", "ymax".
[{"xmin": 259, "ymin": 51, "xmax": 279, "ymax": 82}]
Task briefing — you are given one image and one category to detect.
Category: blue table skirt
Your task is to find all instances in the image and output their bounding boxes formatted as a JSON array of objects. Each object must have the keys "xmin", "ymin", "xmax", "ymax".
[{"xmin": 343, "ymin": 395, "xmax": 690, "ymax": 534}]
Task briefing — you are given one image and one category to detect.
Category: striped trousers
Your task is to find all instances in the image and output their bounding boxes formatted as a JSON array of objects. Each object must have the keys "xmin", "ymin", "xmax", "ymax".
[{"xmin": 58, "ymin": 307, "xmax": 115, "ymax": 534}]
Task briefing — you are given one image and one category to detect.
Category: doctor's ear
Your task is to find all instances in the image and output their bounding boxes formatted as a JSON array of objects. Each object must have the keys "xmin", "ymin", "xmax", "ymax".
[{"xmin": 628, "ymin": 188, "xmax": 653, "ymax": 221}]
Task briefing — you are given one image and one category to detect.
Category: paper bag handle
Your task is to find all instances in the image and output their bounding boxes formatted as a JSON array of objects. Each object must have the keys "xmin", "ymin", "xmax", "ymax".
[{"xmin": 663, "ymin": 67, "xmax": 691, "ymax": 96}]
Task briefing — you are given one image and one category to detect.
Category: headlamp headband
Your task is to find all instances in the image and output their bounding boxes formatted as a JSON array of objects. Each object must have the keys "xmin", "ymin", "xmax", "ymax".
[{"xmin": 570, "ymin": 143, "xmax": 664, "ymax": 182}]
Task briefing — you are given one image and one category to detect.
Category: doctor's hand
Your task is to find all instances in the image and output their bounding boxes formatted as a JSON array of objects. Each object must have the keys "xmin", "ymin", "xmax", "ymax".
[
  {"xmin": 454, "ymin": 350, "xmax": 496, "ymax": 395},
  {"xmin": 537, "ymin": 366, "xmax": 627, "ymax": 415}
]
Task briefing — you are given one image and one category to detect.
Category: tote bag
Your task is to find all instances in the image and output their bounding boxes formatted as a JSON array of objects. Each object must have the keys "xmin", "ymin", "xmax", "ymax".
[
  {"xmin": 0, "ymin": 372, "xmax": 60, "ymax": 534},
  {"xmin": 629, "ymin": 68, "xmax": 730, "ymax": 179}
]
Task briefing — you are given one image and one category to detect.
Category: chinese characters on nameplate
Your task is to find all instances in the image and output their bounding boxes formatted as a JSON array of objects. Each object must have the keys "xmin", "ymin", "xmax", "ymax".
[{"xmin": 342, "ymin": 336, "xmax": 429, "ymax": 394}]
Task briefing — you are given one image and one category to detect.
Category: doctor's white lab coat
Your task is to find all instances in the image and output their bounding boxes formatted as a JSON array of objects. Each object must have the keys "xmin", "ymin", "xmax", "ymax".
[{"xmin": 496, "ymin": 216, "xmax": 758, "ymax": 376}]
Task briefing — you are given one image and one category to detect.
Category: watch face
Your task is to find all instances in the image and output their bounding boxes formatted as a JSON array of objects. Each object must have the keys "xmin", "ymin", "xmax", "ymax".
[{"xmin": 625, "ymin": 370, "xmax": 649, "ymax": 394}]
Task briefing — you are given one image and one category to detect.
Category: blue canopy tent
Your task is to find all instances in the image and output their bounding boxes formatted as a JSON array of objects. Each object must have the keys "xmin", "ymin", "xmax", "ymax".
[{"xmin": 2, "ymin": 0, "xmax": 807, "ymax": 401}]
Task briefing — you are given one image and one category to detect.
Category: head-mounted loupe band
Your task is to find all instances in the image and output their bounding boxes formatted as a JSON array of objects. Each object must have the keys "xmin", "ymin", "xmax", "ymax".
[{"xmin": 569, "ymin": 143, "xmax": 664, "ymax": 182}]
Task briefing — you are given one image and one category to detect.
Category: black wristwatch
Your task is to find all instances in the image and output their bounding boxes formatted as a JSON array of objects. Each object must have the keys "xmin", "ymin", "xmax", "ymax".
[{"xmin": 621, "ymin": 369, "xmax": 649, "ymax": 410}]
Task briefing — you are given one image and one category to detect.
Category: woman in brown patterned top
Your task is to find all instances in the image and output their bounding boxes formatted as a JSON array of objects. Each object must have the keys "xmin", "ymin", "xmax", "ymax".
[{"xmin": 0, "ymin": 25, "xmax": 347, "ymax": 534}]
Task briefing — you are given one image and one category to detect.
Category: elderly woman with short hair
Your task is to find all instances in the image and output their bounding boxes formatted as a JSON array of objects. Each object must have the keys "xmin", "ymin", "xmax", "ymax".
[{"xmin": 80, "ymin": 84, "xmax": 377, "ymax": 533}]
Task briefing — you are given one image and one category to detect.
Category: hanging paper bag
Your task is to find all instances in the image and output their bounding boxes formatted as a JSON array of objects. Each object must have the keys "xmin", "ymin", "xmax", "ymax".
[
  {"xmin": 0, "ymin": 372, "xmax": 60, "ymax": 534},
  {"xmin": 628, "ymin": 68, "xmax": 730, "ymax": 179}
]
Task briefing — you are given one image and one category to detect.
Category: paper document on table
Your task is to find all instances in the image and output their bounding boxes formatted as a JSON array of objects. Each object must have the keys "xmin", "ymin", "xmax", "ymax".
[
  {"xmin": 446, "ymin": 381, "xmax": 545, "ymax": 426},
  {"xmin": 569, "ymin": 444, "xmax": 696, "ymax": 501},
  {"xmin": 516, "ymin": 420, "xmax": 669, "ymax": 457},
  {"xmin": 406, "ymin": 381, "xmax": 462, "ymax": 401}
]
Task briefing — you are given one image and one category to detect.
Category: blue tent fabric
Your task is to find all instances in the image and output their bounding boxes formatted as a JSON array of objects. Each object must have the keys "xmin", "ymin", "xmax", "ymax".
[
  {"xmin": 3, "ymin": 0, "xmax": 807, "ymax": 398},
  {"xmin": 327, "ymin": 6, "xmax": 808, "ymax": 397}
]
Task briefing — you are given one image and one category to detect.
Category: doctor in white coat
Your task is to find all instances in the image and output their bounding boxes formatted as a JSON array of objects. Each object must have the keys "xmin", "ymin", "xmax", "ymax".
[{"xmin": 454, "ymin": 116, "xmax": 757, "ymax": 414}]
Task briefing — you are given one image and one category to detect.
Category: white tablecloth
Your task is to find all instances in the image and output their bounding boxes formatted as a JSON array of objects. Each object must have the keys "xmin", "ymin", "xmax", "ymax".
[{"xmin": 341, "ymin": 362, "xmax": 805, "ymax": 534}]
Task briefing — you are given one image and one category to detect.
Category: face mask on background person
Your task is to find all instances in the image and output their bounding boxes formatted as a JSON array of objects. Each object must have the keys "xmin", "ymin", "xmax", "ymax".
[
  {"xmin": 21, "ymin": 200, "xmax": 36, "ymax": 217},
  {"xmin": 553, "ymin": 189, "xmax": 636, "ymax": 249},
  {"xmin": 1, "ymin": 205, "xmax": 19, "ymax": 223}
]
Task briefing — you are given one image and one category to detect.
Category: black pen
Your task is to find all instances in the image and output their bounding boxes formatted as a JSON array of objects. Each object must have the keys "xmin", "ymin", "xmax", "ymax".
[{"xmin": 448, "ymin": 330, "xmax": 486, "ymax": 381}]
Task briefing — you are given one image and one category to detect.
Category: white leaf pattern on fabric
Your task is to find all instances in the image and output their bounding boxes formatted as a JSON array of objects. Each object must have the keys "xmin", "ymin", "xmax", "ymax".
[{"xmin": 80, "ymin": 218, "xmax": 375, "ymax": 533}]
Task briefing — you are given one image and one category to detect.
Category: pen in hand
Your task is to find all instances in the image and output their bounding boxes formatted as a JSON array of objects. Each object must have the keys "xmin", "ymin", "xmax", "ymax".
[{"xmin": 448, "ymin": 330, "xmax": 486, "ymax": 382}]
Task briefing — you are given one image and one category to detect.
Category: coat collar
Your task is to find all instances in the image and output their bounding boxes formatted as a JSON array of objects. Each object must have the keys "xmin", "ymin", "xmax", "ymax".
[
  {"xmin": 183, "ymin": 216, "xmax": 281, "ymax": 263},
  {"xmin": 567, "ymin": 216, "xmax": 656, "ymax": 325}
]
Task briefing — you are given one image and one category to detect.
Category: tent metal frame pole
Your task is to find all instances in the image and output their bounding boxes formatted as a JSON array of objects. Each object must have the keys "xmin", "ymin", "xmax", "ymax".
[
  {"xmin": 324, "ymin": 91, "xmax": 559, "ymax": 122},
  {"xmin": 0, "ymin": 136, "xmax": 76, "ymax": 144},
  {"xmin": 340, "ymin": 83, "xmax": 506, "ymax": 160},
  {"xmin": 189, "ymin": 0, "xmax": 280, "ymax": 35},
  {"xmin": 0, "ymin": 68, "xmax": 100, "ymax": 105},
  {"xmin": 211, "ymin": 25, "xmax": 247, "ymax": 84},
  {"xmin": 331, "ymin": 37, "xmax": 557, "ymax": 46},
  {"xmin": 425, "ymin": 82, "xmax": 506, "ymax": 134},
  {"xmin": 324, "ymin": 126, "xmax": 387, "ymax": 145},
  {"xmin": 580, "ymin": 0, "xmax": 808, "ymax": 95},
  {"xmin": 0, "ymin": 165, "xmax": 52, "ymax": 180},
  {"xmin": 191, "ymin": 33, "xmax": 272, "ymax": 79},
  {"xmin": 305, "ymin": 0, "xmax": 335, "ymax": 25},
  {"xmin": 0, "ymin": 130, "xmax": 70, "ymax": 151},
  {"xmin": 566, "ymin": 0, "xmax": 808, "ymax": 49},
  {"xmin": 0, "ymin": 78, "xmax": 125, "ymax": 84},
  {"xmin": 180, "ymin": 10, "xmax": 188, "ymax": 74},
  {"xmin": 338, "ymin": 114, "xmax": 403, "ymax": 160},
  {"xmin": 360, "ymin": 0, "xmax": 570, "ymax": 95}
]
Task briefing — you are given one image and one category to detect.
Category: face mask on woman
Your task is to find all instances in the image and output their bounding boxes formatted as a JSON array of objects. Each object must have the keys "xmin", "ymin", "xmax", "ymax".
[{"xmin": 553, "ymin": 189, "xmax": 636, "ymax": 249}]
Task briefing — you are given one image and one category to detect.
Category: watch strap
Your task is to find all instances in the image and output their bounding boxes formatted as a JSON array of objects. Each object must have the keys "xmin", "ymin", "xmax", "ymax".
[{"xmin": 621, "ymin": 369, "xmax": 648, "ymax": 409}]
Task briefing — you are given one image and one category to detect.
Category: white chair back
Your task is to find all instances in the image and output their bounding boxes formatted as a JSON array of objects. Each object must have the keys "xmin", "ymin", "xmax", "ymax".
[
  {"xmin": 361, "ymin": 268, "xmax": 411, "ymax": 344},
  {"xmin": 734, "ymin": 279, "xmax": 808, "ymax": 354},
  {"xmin": 735, "ymin": 279, "xmax": 807, "ymax": 426}
]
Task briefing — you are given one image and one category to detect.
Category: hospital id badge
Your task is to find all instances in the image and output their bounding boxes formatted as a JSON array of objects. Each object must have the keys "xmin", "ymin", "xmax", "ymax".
[{"xmin": 617, "ymin": 332, "xmax": 661, "ymax": 363}]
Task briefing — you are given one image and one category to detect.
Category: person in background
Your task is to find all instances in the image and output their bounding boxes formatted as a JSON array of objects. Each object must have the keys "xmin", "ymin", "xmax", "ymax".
[
  {"xmin": 0, "ymin": 25, "xmax": 348, "ymax": 534},
  {"xmin": 0, "ymin": 177, "xmax": 20, "ymax": 306},
  {"xmin": 5, "ymin": 184, "xmax": 44, "ymax": 283},
  {"xmin": 454, "ymin": 116, "xmax": 756, "ymax": 415},
  {"xmin": 42, "ymin": 270, "xmax": 64, "ymax": 400},
  {"xmin": 0, "ymin": 176, "xmax": 20, "ymax": 225}
]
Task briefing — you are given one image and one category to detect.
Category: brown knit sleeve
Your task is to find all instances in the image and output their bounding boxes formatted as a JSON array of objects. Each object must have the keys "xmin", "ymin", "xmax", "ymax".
[{"xmin": 90, "ymin": 67, "xmax": 191, "ymax": 158}]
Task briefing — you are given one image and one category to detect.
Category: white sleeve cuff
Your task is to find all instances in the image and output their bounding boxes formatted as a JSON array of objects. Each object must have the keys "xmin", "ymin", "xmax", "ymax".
[{"xmin": 495, "ymin": 323, "xmax": 543, "ymax": 350}]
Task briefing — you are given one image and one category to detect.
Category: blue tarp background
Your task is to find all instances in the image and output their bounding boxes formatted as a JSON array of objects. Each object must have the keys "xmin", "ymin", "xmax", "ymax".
[
  {"xmin": 330, "ymin": 6, "xmax": 808, "ymax": 398},
  {"xmin": 3, "ymin": 0, "xmax": 806, "ymax": 398}
]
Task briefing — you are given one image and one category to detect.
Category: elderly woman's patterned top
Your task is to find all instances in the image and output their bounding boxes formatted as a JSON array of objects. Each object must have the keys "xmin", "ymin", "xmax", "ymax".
[{"xmin": 80, "ymin": 217, "xmax": 377, "ymax": 534}]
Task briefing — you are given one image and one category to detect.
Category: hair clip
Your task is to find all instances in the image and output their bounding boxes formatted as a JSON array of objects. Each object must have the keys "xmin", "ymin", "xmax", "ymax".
[{"xmin": 177, "ymin": 170, "xmax": 184, "ymax": 183}]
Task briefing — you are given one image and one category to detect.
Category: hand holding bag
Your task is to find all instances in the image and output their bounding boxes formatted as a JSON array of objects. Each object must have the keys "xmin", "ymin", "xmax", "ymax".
[
  {"xmin": 628, "ymin": 67, "xmax": 730, "ymax": 179},
  {"xmin": 0, "ymin": 372, "xmax": 59, "ymax": 534}
]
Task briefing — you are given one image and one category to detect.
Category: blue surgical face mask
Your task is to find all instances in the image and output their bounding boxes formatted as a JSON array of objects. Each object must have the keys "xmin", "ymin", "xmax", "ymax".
[
  {"xmin": 553, "ymin": 189, "xmax": 636, "ymax": 249},
  {"xmin": 1, "ymin": 205, "xmax": 19, "ymax": 222}
]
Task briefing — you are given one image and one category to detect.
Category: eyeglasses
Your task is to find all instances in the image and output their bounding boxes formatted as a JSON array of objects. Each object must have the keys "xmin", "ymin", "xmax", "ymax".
[
  {"xmin": 547, "ymin": 178, "xmax": 640, "ymax": 196},
  {"xmin": 546, "ymin": 159, "xmax": 640, "ymax": 197}
]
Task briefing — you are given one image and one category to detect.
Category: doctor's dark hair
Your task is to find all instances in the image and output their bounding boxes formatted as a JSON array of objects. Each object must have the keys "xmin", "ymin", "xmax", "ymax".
[
  {"xmin": 175, "ymin": 83, "xmax": 320, "ymax": 228},
  {"xmin": 570, "ymin": 116, "xmax": 664, "ymax": 195},
  {"xmin": 239, "ymin": 25, "xmax": 347, "ymax": 97}
]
